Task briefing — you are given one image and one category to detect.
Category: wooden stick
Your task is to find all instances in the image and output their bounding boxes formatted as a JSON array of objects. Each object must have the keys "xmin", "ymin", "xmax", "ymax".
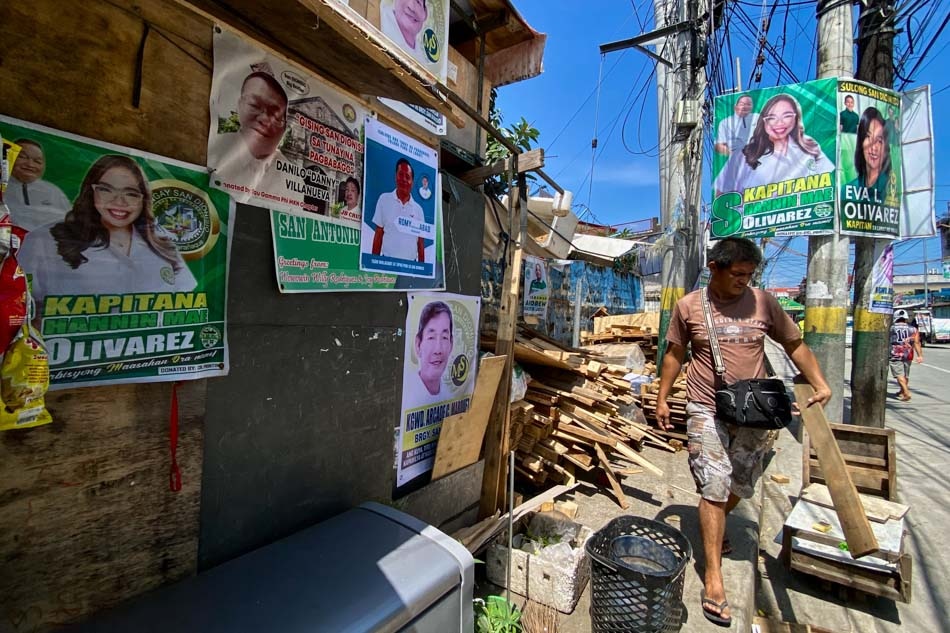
[
  {"xmin": 595, "ymin": 443, "xmax": 629, "ymax": 509},
  {"xmin": 794, "ymin": 383, "xmax": 879, "ymax": 558}
]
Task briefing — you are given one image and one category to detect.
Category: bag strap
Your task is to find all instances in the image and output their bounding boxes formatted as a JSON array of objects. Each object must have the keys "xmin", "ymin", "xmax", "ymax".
[{"xmin": 701, "ymin": 288, "xmax": 726, "ymax": 378}]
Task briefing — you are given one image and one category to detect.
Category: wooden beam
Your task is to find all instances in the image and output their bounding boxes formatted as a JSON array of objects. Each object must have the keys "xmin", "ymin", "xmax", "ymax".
[
  {"xmin": 594, "ymin": 443, "xmax": 629, "ymax": 510},
  {"xmin": 460, "ymin": 148, "xmax": 545, "ymax": 185},
  {"xmin": 479, "ymin": 178, "xmax": 528, "ymax": 518},
  {"xmin": 794, "ymin": 383, "xmax": 879, "ymax": 558}
]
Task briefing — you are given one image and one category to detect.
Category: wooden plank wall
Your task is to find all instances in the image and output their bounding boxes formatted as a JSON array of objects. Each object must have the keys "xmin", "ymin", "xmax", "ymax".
[
  {"xmin": 0, "ymin": 1, "xmax": 213, "ymax": 629},
  {"xmin": 0, "ymin": 1, "xmax": 488, "ymax": 630}
]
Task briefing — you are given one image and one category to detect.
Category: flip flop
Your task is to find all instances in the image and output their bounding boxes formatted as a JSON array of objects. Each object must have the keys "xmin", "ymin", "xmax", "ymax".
[
  {"xmin": 898, "ymin": 395, "xmax": 912, "ymax": 402},
  {"xmin": 701, "ymin": 589, "xmax": 732, "ymax": 627}
]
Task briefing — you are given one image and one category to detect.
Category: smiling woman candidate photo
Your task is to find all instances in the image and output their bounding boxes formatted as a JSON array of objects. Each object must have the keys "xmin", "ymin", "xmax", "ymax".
[
  {"xmin": 714, "ymin": 93, "xmax": 833, "ymax": 195},
  {"xmin": 18, "ymin": 155, "xmax": 197, "ymax": 309},
  {"xmin": 848, "ymin": 106, "xmax": 892, "ymax": 202}
]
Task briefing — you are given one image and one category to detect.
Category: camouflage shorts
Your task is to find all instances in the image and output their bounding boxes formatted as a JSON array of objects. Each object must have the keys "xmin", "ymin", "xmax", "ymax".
[{"xmin": 685, "ymin": 401, "xmax": 771, "ymax": 502}]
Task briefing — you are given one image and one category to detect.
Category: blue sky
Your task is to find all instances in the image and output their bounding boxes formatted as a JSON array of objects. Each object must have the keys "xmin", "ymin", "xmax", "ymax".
[{"xmin": 495, "ymin": 0, "xmax": 949, "ymax": 286}]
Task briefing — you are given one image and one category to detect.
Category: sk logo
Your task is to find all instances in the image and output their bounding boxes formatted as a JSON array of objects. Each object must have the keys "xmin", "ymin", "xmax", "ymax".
[{"xmin": 423, "ymin": 29, "xmax": 440, "ymax": 63}]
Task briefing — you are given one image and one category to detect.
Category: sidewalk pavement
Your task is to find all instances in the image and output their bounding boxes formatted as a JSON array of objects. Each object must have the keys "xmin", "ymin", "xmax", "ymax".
[
  {"xmin": 755, "ymin": 342, "xmax": 950, "ymax": 632},
  {"xmin": 481, "ymin": 342, "xmax": 949, "ymax": 632}
]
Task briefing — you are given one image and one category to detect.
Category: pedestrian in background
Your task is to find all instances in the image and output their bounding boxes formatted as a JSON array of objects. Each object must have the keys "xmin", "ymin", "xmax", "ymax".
[{"xmin": 890, "ymin": 308, "xmax": 923, "ymax": 401}]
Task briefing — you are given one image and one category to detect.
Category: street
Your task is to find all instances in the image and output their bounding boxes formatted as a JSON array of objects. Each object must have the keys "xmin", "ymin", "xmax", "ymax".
[{"xmin": 758, "ymin": 342, "xmax": 950, "ymax": 632}]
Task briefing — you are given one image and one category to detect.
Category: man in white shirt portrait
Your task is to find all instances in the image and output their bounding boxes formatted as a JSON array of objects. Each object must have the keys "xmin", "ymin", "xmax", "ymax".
[
  {"xmin": 371, "ymin": 158, "xmax": 425, "ymax": 262},
  {"xmin": 5, "ymin": 138, "xmax": 71, "ymax": 231},
  {"xmin": 714, "ymin": 95, "xmax": 758, "ymax": 156}
]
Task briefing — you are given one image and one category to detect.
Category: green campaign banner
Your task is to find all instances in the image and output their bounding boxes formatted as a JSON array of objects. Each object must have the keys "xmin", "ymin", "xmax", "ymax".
[
  {"xmin": 837, "ymin": 80, "xmax": 902, "ymax": 238},
  {"xmin": 710, "ymin": 78, "xmax": 838, "ymax": 238},
  {"xmin": 271, "ymin": 208, "xmax": 399, "ymax": 291},
  {"xmin": 1, "ymin": 115, "xmax": 232, "ymax": 388}
]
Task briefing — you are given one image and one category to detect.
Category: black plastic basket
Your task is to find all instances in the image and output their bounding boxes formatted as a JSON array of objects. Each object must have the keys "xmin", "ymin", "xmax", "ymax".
[{"xmin": 586, "ymin": 516, "xmax": 692, "ymax": 633}]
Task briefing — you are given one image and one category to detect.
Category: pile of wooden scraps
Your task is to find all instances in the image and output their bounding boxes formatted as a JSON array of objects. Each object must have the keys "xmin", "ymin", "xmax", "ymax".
[
  {"xmin": 508, "ymin": 369, "xmax": 673, "ymax": 509},
  {"xmin": 481, "ymin": 326, "xmax": 675, "ymax": 508},
  {"xmin": 581, "ymin": 312, "xmax": 660, "ymax": 364}
]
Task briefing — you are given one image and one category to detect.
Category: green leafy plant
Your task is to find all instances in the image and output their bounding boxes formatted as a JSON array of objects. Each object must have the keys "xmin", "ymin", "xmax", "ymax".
[
  {"xmin": 475, "ymin": 595, "xmax": 522, "ymax": 633},
  {"xmin": 523, "ymin": 532, "xmax": 561, "ymax": 548},
  {"xmin": 484, "ymin": 88, "xmax": 541, "ymax": 196}
]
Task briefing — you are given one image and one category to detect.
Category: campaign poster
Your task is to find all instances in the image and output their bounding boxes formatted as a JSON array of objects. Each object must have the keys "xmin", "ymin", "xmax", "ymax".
[
  {"xmin": 837, "ymin": 80, "xmax": 903, "ymax": 238},
  {"xmin": 208, "ymin": 28, "xmax": 368, "ymax": 222},
  {"xmin": 360, "ymin": 117, "xmax": 441, "ymax": 279},
  {"xmin": 523, "ymin": 255, "xmax": 549, "ymax": 318},
  {"xmin": 710, "ymin": 78, "xmax": 838, "ymax": 238},
  {"xmin": 396, "ymin": 292, "xmax": 480, "ymax": 488},
  {"xmin": 868, "ymin": 242, "xmax": 894, "ymax": 314},
  {"xmin": 271, "ymin": 208, "xmax": 398, "ymax": 291},
  {"xmin": 0, "ymin": 115, "xmax": 231, "ymax": 388},
  {"xmin": 375, "ymin": 0, "xmax": 449, "ymax": 82},
  {"xmin": 373, "ymin": 0, "xmax": 450, "ymax": 135}
]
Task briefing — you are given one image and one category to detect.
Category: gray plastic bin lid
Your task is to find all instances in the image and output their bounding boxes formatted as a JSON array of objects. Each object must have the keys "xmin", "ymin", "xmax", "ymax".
[{"xmin": 65, "ymin": 503, "xmax": 465, "ymax": 633}]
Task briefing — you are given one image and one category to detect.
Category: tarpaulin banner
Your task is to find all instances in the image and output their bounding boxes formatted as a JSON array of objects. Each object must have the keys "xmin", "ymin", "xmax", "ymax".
[
  {"xmin": 271, "ymin": 208, "xmax": 399, "ymax": 291},
  {"xmin": 523, "ymin": 255, "xmax": 549, "ymax": 318},
  {"xmin": 374, "ymin": 0, "xmax": 450, "ymax": 135},
  {"xmin": 360, "ymin": 117, "xmax": 442, "ymax": 280},
  {"xmin": 710, "ymin": 78, "xmax": 838, "ymax": 238},
  {"xmin": 837, "ymin": 80, "xmax": 903, "ymax": 238},
  {"xmin": 396, "ymin": 292, "xmax": 480, "ymax": 488},
  {"xmin": 0, "ymin": 115, "xmax": 232, "ymax": 388},
  {"xmin": 208, "ymin": 28, "xmax": 368, "ymax": 220},
  {"xmin": 869, "ymin": 242, "xmax": 894, "ymax": 314}
]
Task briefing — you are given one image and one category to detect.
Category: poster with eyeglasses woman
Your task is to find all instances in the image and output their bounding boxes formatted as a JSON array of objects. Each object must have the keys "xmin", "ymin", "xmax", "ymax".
[
  {"xmin": 709, "ymin": 78, "xmax": 839, "ymax": 239},
  {"xmin": 0, "ymin": 114, "xmax": 233, "ymax": 389}
]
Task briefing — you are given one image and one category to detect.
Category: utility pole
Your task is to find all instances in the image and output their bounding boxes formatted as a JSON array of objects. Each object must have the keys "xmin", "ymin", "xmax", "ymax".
[
  {"xmin": 851, "ymin": 0, "xmax": 896, "ymax": 428},
  {"xmin": 805, "ymin": 0, "xmax": 853, "ymax": 423},
  {"xmin": 599, "ymin": 0, "xmax": 708, "ymax": 373}
]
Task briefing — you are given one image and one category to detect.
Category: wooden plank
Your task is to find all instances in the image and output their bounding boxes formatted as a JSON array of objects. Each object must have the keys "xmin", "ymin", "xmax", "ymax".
[
  {"xmin": 594, "ymin": 443, "xmax": 629, "ymax": 510},
  {"xmin": 480, "ymin": 185, "xmax": 527, "ymax": 518},
  {"xmin": 0, "ymin": 381, "xmax": 205, "ymax": 630},
  {"xmin": 794, "ymin": 383, "xmax": 878, "ymax": 558},
  {"xmin": 459, "ymin": 148, "xmax": 544, "ymax": 185},
  {"xmin": 806, "ymin": 461, "xmax": 890, "ymax": 498},
  {"xmin": 609, "ymin": 440, "xmax": 663, "ymax": 477},
  {"xmin": 431, "ymin": 355, "xmax": 507, "ymax": 479},
  {"xmin": 800, "ymin": 484, "xmax": 909, "ymax": 523},
  {"xmin": 556, "ymin": 423, "xmax": 615, "ymax": 446},
  {"xmin": 561, "ymin": 450, "xmax": 595, "ymax": 472}
]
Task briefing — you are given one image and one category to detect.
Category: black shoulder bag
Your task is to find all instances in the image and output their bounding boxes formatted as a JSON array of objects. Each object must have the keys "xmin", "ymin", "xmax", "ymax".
[{"xmin": 701, "ymin": 288, "xmax": 793, "ymax": 430}]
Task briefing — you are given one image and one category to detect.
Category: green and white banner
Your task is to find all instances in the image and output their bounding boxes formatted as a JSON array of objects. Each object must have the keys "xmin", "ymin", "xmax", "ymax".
[
  {"xmin": 1, "ymin": 115, "xmax": 231, "ymax": 388},
  {"xmin": 710, "ymin": 78, "xmax": 838, "ymax": 238},
  {"xmin": 837, "ymin": 80, "xmax": 902, "ymax": 238},
  {"xmin": 271, "ymin": 208, "xmax": 400, "ymax": 291}
]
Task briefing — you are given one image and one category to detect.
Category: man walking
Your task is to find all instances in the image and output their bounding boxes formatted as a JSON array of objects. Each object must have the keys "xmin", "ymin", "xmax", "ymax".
[
  {"xmin": 890, "ymin": 308, "xmax": 923, "ymax": 401},
  {"xmin": 655, "ymin": 237, "xmax": 831, "ymax": 627}
]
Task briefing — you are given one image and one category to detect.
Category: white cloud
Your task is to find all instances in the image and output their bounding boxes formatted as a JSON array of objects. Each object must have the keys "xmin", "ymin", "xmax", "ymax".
[{"xmin": 593, "ymin": 162, "xmax": 659, "ymax": 187}]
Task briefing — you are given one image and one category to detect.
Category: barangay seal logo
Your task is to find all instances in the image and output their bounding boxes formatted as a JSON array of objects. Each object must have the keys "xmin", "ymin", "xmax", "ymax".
[
  {"xmin": 199, "ymin": 326, "xmax": 221, "ymax": 349},
  {"xmin": 150, "ymin": 179, "xmax": 221, "ymax": 261},
  {"xmin": 813, "ymin": 203, "xmax": 833, "ymax": 218}
]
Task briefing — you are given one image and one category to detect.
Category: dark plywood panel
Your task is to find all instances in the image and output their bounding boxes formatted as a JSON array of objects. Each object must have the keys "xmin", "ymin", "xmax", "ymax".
[
  {"xmin": 0, "ymin": 0, "xmax": 213, "ymax": 166},
  {"xmin": 199, "ymin": 178, "xmax": 484, "ymax": 568},
  {"xmin": 0, "ymin": 381, "xmax": 205, "ymax": 632}
]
